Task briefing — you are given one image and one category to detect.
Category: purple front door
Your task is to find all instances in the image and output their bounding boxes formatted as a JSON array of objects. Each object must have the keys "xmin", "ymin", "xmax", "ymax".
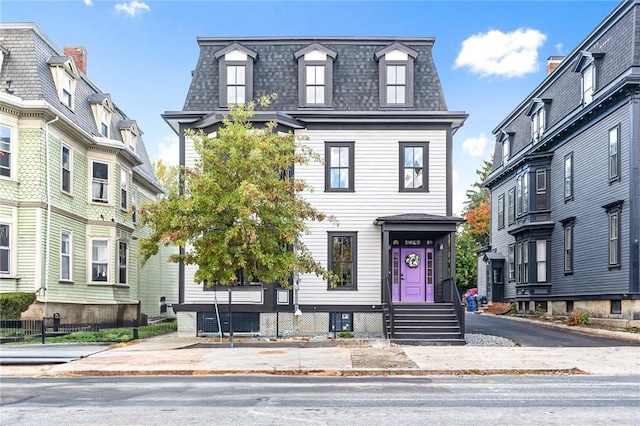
[{"xmin": 392, "ymin": 247, "xmax": 435, "ymax": 303}]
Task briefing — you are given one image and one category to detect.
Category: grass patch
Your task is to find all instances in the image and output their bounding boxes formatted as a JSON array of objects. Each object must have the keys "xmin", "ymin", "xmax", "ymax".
[{"xmin": 23, "ymin": 320, "xmax": 177, "ymax": 344}]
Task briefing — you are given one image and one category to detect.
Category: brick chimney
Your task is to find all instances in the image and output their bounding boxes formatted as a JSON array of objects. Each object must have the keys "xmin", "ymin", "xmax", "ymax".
[
  {"xmin": 546, "ymin": 56, "xmax": 563, "ymax": 75},
  {"xmin": 64, "ymin": 46, "xmax": 87, "ymax": 74}
]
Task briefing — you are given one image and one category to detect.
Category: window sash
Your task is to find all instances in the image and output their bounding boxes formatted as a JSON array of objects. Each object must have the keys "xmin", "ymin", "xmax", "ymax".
[
  {"xmin": 120, "ymin": 170, "xmax": 128, "ymax": 210},
  {"xmin": 508, "ymin": 188, "xmax": 515, "ymax": 224},
  {"xmin": 564, "ymin": 226, "xmax": 573, "ymax": 272},
  {"xmin": 564, "ymin": 154, "xmax": 573, "ymax": 200},
  {"xmin": 118, "ymin": 241, "xmax": 127, "ymax": 284},
  {"xmin": 508, "ymin": 244, "xmax": 515, "ymax": 281},
  {"xmin": 536, "ymin": 240, "xmax": 546, "ymax": 282},
  {"xmin": 306, "ymin": 65, "xmax": 325, "ymax": 104},
  {"xmin": 497, "ymin": 194, "xmax": 505, "ymax": 229},
  {"xmin": 92, "ymin": 162, "xmax": 109, "ymax": 203},
  {"xmin": 0, "ymin": 125, "xmax": 11, "ymax": 178},
  {"xmin": 326, "ymin": 143, "xmax": 353, "ymax": 191},
  {"xmin": 227, "ymin": 65, "xmax": 246, "ymax": 104},
  {"xmin": 582, "ymin": 64, "xmax": 594, "ymax": 105},
  {"xmin": 91, "ymin": 240, "xmax": 108, "ymax": 282},
  {"xmin": 61, "ymin": 231, "xmax": 71, "ymax": 280},
  {"xmin": 609, "ymin": 126, "xmax": 619, "ymax": 180},
  {"xmin": 62, "ymin": 146, "xmax": 71, "ymax": 193},
  {"xmin": 403, "ymin": 146, "xmax": 424, "ymax": 189},
  {"xmin": 386, "ymin": 65, "xmax": 406, "ymax": 104},
  {"xmin": 0, "ymin": 224, "xmax": 9, "ymax": 274},
  {"xmin": 609, "ymin": 212, "xmax": 619, "ymax": 265},
  {"xmin": 522, "ymin": 243, "xmax": 529, "ymax": 283},
  {"xmin": 330, "ymin": 235, "xmax": 354, "ymax": 287}
]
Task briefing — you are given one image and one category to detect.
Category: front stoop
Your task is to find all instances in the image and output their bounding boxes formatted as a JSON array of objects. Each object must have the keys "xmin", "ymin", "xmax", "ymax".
[{"xmin": 386, "ymin": 303, "xmax": 466, "ymax": 345}]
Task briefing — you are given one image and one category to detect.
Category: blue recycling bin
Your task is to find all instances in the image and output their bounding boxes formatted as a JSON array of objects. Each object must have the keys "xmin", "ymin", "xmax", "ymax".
[{"xmin": 466, "ymin": 295, "xmax": 474, "ymax": 312}]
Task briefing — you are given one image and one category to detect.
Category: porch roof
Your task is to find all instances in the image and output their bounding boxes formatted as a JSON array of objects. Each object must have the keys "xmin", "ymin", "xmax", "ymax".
[{"xmin": 373, "ymin": 213, "xmax": 464, "ymax": 232}]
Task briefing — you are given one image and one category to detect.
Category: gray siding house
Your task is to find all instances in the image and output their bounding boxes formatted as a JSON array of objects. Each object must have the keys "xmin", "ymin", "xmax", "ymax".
[
  {"xmin": 163, "ymin": 37, "xmax": 468, "ymax": 342},
  {"xmin": 482, "ymin": 0, "xmax": 640, "ymax": 320}
]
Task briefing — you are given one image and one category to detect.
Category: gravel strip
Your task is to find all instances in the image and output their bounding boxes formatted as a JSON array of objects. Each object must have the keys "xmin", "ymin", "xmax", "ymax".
[{"xmin": 465, "ymin": 333, "xmax": 516, "ymax": 347}]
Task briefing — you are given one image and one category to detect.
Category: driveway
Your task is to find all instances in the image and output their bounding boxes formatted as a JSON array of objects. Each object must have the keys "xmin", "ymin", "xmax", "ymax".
[
  {"xmin": 0, "ymin": 343, "xmax": 111, "ymax": 365},
  {"xmin": 465, "ymin": 312, "xmax": 639, "ymax": 347}
]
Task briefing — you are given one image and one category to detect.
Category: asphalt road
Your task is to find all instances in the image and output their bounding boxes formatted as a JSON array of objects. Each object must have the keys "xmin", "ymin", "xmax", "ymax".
[
  {"xmin": 465, "ymin": 312, "xmax": 639, "ymax": 346},
  {"xmin": 1, "ymin": 375, "xmax": 638, "ymax": 425}
]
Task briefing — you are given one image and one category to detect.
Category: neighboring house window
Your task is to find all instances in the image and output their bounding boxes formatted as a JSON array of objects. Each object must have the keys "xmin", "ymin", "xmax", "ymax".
[
  {"xmin": 101, "ymin": 109, "xmax": 109, "ymax": 137},
  {"xmin": 561, "ymin": 217, "xmax": 575, "ymax": 273},
  {"xmin": 129, "ymin": 133, "xmax": 137, "ymax": 153},
  {"xmin": 531, "ymin": 106, "xmax": 545, "ymax": 142},
  {"xmin": 516, "ymin": 173, "xmax": 528, "ymax": 216},
  {"xmin": 62, "ymin": 75, "xmax": 73, "ymax": 108},
  {"xmin": 535, "ymin": 169, "xmax": 547, "ymax": 210},
  {"xmin": 497, "ymin": 194, "xmax": 505, "ymax": 229},
  {"xmin": 61, "ymin": 231, "xmax": 72, "ymax": 281},
  {"xmin": 508, "ymin": 244, "xmax": 515, "ymax": 281},
  {"xmin": 609, "ymin": 125, "xmax": 620, "ymax": 182},
  {"xmin": 536, "ymin": 240, "xmax": 547, "ymax": 282},
  {"xmin": 582, "ymin": 63, "xmax": 594, "ymax": 106},
  {"xmin": 91, "ymin": 161, "xmax": 109, "ymax": 204},
  {"xmin": 91, "ymin": 239, "xmax": 108, "ymax": 282},
  {"xmin": 295, "ymin": 44, "xmax": 337, "ymax": 107},
  {"xmin": 118, "ymin": 241, "xmax": 127, "ymax": 284},
  {"xmin": 516, "ymin": 242, "xmax": 529, "ymax": 284},
  {"xmin": 502, "ymin": 139, "xmax": 510, "ymax": 166},
  {"xmin": 226, "ymin": 65, "xmax": 246, "ymax": 104},
  {"xmin": 62, "ymin": 145, "xmax": 71, "ymax": 193},
  {"xmin": 375, "ymin": 43, "xmax": 417, "ymax": 108},
  {"xmin": 214, "ymin": 44, "xmax": 257, "ymax": 108},
  {"xmin": 0, "ymin": 124, "xmax": 10, "ymax": 178},
  {"xmin": 602, "ymin": 201, "xmax": 623, "ymax": 268},
  {"xmin": 328, "ymin": 232, "xmax": 357, "ymax": 289},
  {"xmin": 507, "ymin": 187, "xmax": 515, "ymax": 224},
  {"xmin": 131, "ymin": 187, "xmax": 137, "ymax": 224},
  {"xmin": 325, "ymin": 142, "xmax": 354, "ymax": 191},
  {"xmin": 0, "ymin": 224, "xmax": 9, "ymax": 274},
  {"xmin": 564, "ymin": 153, "xmax": 573, "ymax": 201},
  {"xmin": 399, "ymin": 142, "xmax": 428, "ymax": 191},
  {"xmin": 120, "ymin": 169, "xmax": 128, "ymax": 210}
]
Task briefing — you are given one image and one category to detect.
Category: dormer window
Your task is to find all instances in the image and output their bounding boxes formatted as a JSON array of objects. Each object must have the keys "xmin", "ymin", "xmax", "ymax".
[
  {"xmin": 214, "ymin": 43, "xmax": 257, "ymax": 108},
  {"xmin": 0, "ymin": 45, "xmax": 9, "ymax": 74},
  {"xmin": 89, "ymin": 94, "xmax": 113, "ymax": 138},
  {"xmin": 500, "ymin": 130, "xmax": 514, "ymax": 167},
  {"xmin": 294, "ymin": 43, "xmax": 337, "ymax": 108},
  {"xmin": 375, "ymin": 43, "xmax": 418, "ymax": 108},
  {"xmin": 48, "ymin": 55, "xmax": 78, "ymax": 110},
  {"xmin": 526, "ymin": 99, "xmax": 550, "ymax": 143},
  {"xmin": 572, "ymin": 51, "xmax": 604, "ymax": 107},
  {"xmin": 119, "ymin": 120, "xmax": 139, "ymax": 154}
]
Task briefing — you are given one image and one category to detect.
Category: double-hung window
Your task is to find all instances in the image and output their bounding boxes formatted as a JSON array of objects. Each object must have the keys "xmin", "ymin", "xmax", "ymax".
[
  {"xmin": 118, "ymin": 241, "xmax": 127, "ymax": 285},
  {"xmin": 507, "ymin": 187, "xmax": 515, "ymax": 224},
  {"xmin": 62, "ymin": 75, "xmax": 73, "ymax": 108},
  {"xmin": 91, "ymin": 161, "xmax": 109, "ymax": 204},
  {"xmin": 536, "ymin": 240, "xmax": 547, "ymax": 282},
  {"xmin": 325, "ymin": 142, "xmax": 354, "ymax": 191},
  {"xmin": 101, "ymin": 109, "xmax": 109, "ymax": 137},
  {"xmin": 530, "ymin": 104, "xmax": 546, "ymax": 142},
  {"xmin": 561, "ymin": 217, "xmax": 575, "ymax": 273},
  {"xmin": 564, "ymin": 153, "xmax": 573, "ymax": 201},
  {"xmin": 61, "ymin": 231, "xmax": 72, "ymax": 281},
  {"xmin": 375, "ymin": 44, "xmax": 417, "ymax": 108},
  {"xmin": 400, "ymin": 142, "xmax": 428, "ymax": 191},
  {"xmin": 582, "ymin": 63, "xmax": 594, "ymax": 106},
  {"xmin": 0, "ymin": 124, "xmax": 11, "ymax": 178},
  {"xmin": 91, "ymin": 239, "xmax": 108, "ymax": 282},
  {"xmin": 306, "ymin": 65, "xmax": 325, "ymax": 105},
  {"xmin": 328, "ymin": 232, "xmax": 357, "ymax": 289},
  {"xmin": 120, "ymin": 169, "xmax": 128, "ymax": 210},
  {"xmin": 0, "ymin": 224, "xmax": 9, "ymax": 274},
  {"xmin": 497, "ymin": 194, "xmax": 505, "ymax": 229},
  {"xmin": 226, "ymin": 65, "xmax": 246, "ymax": 105},
  {"xmin": 516, "ymin": 242, "xmax": 529, "ymax": 284},
  {"xmin": 131, "ymin": 187, "xmax": 137, "ymax": 224},
  {"xmin": 62, "ymin": 145, "xmax": 71, "ymax": 193},
  {"xmin": 609, "ymin": 125, "xmax": 620, "ymax": 183},
  {"xmin": 516, "ymin": 174, "xmax": 528, "ymax": 216},
  {"xmin": 535, "ymin": 169, "xmax": 547, "ymax": 210},
  {"xmin": 508, "ymin": 244, "xmax": 515, "ymax": 281},
  {"xmin": 295, "ymin": 44, "xmax": 336, "ymax": 107},
  {"xmin": 573, "ymin": 51, "xmax": 603, "ymax": 107}
]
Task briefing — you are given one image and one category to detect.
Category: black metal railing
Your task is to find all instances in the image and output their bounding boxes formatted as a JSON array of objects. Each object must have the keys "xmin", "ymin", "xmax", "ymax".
[
  {"xmin": 443, "ymin": 277, "xmax": 465, "ymax": 338},
  {"xmin": 384, "ymin": 276, "xmax": 395, "ymax": 339}
]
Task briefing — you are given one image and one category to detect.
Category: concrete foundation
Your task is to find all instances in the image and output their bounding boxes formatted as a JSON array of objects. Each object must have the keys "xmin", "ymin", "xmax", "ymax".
[{"xmin": 21, "ymin": 301, "xmax": 139, "ymax": 324}]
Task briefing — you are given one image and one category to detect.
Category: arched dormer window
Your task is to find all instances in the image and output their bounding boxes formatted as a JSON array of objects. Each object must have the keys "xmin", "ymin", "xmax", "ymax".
[
  {"xmin": 374, "ymin": 43, "xmax": 418, "ymax": 108},
  {"xmin": 89, "ymin": 94, "xmax": 114, "ymax": 138},
  {"xmin": 214, "ymin": 43, "xmax": 258, "ymax": 107},
  {"xmin": 48, "ymin": 55, "xmax": 79, "ymax": 110},
  {"xmin": 294, "ymin": 43, "xmax": 337, "ymax": 108}
]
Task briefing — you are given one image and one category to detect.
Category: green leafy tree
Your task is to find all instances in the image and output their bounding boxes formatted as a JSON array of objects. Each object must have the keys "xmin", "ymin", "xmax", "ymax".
[
  {"xmin": 455, "ymin": 159, "xmax": 493, "ymax": 291},
  {"xmin": 137, "ymin": 95, "xmax": 331, "ymax": 287},
  {"xmin": 151, "ymin": 158, "xmax": 180, "ymax": 196}
]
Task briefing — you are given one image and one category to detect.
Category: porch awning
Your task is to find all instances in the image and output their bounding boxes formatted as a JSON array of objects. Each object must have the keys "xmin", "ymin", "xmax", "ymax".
[{"xmin": 373, "ymin": 213, "xmax": 464, "ymax": 232}]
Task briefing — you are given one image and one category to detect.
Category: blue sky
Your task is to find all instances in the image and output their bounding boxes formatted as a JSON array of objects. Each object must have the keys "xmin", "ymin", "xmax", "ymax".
[{"xmin": 2, "ymin": 0, "xmax": 618, "ymax": 214}]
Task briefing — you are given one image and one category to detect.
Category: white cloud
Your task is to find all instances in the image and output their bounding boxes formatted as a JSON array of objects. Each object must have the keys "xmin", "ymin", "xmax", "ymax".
[
  {"xmin": 156, "ymin": 134, "xmax": 179, "ymax": 166},
  {"xmin": 555, "ymin": 43, "xmax": 565, "ymax": 55},
  {"xmin": 84, "ymin": 0, "xmax": 93, "ymax": 6},
  {"xmin": 462, "ymin": 133, "xmax": 488, "ymax": 157},
  {"xmin": 455, "ymin": 28, "xmax": 547, "ymax": 78},
  {"xmin": 115, "ymin": 1, "xmax": 150, "ymax": 17}
]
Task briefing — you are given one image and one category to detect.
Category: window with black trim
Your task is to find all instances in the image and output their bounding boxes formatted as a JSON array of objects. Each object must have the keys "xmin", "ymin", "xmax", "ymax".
[
  {"xmin": 561, "ymin": 217, "xmax": 575, "ymax": 274},
  {"xmin": 328, "ymin": 232, "xmax": 357, "ymax": 289},
  {"xmin": 582, "ymin": 63, "xmax": 594, "ymax": 106},
  {"xmin": 516, "ymin": 242, "xmax": 529, "ymax": 284},
  {"xmin": 536, "ymin": 240, "xmax": 547, "ymax": 282},
  {"xmin": 516, "ymin": 173, "xmax": 528, "ymax": 216},
  {"xmin": 91, "ymin": 161, "xmax": 109, "ymax": 204},
  {"xmin": 572, "ymin": 51, "xmax": 604, "ymax": 107},
  {"xmin": 399, "ymin": 142, "xmax": 428, "ymax": 192},
  {"xmin": 214, "ymin": 44, "xmax": 257, "ymax": 108},
  {"xmin": 603, "ymin": 201, "xmax": 623, "ymax": 268},
  {"xmin": 527, "ymin": 99, "xmax": 549, "ymax": 143},
  {"xmin": 295, "ymin": 44, "xmax": 336, "ymax": 108},
  {"xmin": 375, "ymin": 43, "xmax": 418, "ymax": 108},
  {"xmin": 497, "ymin": 194, "xmax": 505, "ymax": 229},
  {"xmin": 1, "ymin": 124, "xmax": 11, "ymax": 178},
  {"xmin": 609, "ymin": 125, "xmax": 620, "ymax": 183},
  {"xmin": 535, "ymin": 169, "xmax": 547, "ymax": 210},
  {"xmin": 118, "ymin": 241, "xmax": 127, "ymax": 284},
  {"xmin": 325, "ymin": 142, "xmax": 354, "ymax": 191},
  {"xmin": 62, "ymin": 145, "xmax": 71, "ymax": 194},
  {"xmin": 120, "ymin": 169, "xmax": 128, "ymax": 210},
  {"xmin": 508, "ymin": 244, "xmax": 515, "ymax": 281},
  {"xmin": 507, "ymin": 187, "xmax": 515, "ymax": 224},
  {"xmin": 564, "ymin": 153, "xmax": 573, "ymax": 201}
]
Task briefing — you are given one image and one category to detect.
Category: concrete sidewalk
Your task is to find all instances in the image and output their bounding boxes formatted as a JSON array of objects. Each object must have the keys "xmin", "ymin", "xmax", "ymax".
[{"xmin": 2, "ymin": 331, "xmax": 639, "ymax": 378}]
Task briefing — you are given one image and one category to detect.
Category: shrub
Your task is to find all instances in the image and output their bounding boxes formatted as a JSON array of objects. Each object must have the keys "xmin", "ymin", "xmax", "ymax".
[
  {"xmin": 338, "ymin": 331, "xmax": 355, "ymax": 339},
  {"xmin": 0, "ymin": 292, "xmax": 36, "ymax": 319},
  {"xmin": 567, "ymin": 308, "xmax": 589, "ymax": 326}
]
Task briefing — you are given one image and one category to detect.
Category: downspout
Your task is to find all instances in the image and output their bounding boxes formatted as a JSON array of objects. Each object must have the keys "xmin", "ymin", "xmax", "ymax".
[{"xmin": 43, "ymin": 116, "xmax": 59, "ymax": 311}]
